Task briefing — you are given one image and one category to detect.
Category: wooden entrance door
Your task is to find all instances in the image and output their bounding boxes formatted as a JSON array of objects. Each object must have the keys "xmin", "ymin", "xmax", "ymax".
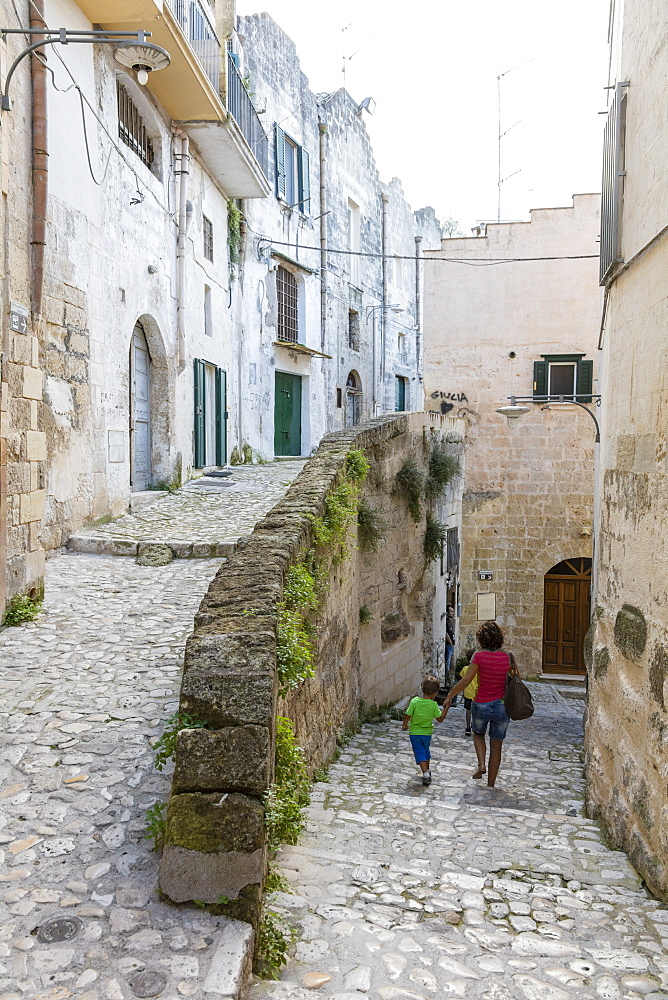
[
  {"xmin": 130, "ymin": 323, "xmax": 151, "ymax": 490},
  {"xmin": 542, "ymin": 558, "xmax": 592, "ymax": 675},
  {"xmin": 274, "ymin": 372, "xmax": 302, "ymax": 456}
]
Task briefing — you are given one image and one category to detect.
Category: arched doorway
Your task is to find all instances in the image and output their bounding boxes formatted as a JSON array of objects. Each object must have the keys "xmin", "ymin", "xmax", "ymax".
[
  {"xmin": 130, "ymin": 322, "xmax": 151, "ymax": 490},
  {"xmin": 542, "ymin": 558, "xmax": 591, "ymax": 674},
  {"xmin": 345, "ymin": 370, "xmax": 362, "ymax": 427}
]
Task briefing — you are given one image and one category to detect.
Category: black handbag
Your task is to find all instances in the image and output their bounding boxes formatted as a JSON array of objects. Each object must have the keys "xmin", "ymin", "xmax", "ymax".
[{"xmin": 504, "ymin": 652, "xmax": 534, "ymax": 721}]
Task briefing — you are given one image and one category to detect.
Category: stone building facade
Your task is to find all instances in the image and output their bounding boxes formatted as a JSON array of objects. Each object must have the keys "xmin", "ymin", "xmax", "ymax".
[
  {"xmin": 423, "ymin": 195, "xmax": 600, "ymax": 677},
  {"xmin": 585, "ymin": 0, "xmax": 668, "ymax": 898},
  {"xmin": 232, "ymin": 13, "xmax": 442, "ymax": 462}
]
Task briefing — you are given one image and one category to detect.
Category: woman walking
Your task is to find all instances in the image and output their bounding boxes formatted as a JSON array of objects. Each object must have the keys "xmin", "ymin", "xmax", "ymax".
[{"xmin": 443, "ymin": 621, "xmax": 513, "ymax": 788}]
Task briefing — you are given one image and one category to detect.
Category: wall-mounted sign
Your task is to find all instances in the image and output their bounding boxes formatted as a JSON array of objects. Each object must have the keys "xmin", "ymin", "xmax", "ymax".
[
  {"xmin": 477, "ymin": 592, "xmax": 496, "ymax": 621},
  {"xmin": 479, "ymin": 571, "xmax": 493, "ymax": 580},
  {"xmin": 9, "ymin": 302, "xmax": 28, "ymax": 334}
]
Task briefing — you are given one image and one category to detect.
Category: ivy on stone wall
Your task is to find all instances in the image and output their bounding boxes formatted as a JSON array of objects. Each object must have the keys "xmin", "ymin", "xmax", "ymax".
[
  {"xmin": 394, "ymin": 459, "xmax": 425, "ymax": 522},
  {"xmin": 227, "ymin": 201, "xmax": 243, "ymax": 280}
]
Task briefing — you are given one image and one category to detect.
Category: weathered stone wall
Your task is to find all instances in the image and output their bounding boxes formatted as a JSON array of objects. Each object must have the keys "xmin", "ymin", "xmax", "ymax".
[
  {"xmin": 585, "ymin": 0, "xmax": 668, "ymax": 899},
  {"xmin": 159, "ymin": 412, "xmax": 463, "ymax": 918},
  {"xmin": 423, "ymin": 195, "xmax": 600, "ymax": 676}
]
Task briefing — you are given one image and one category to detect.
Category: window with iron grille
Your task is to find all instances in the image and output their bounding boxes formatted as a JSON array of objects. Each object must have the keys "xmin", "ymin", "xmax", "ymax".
[
  {"xmin": 446, "ymin": 527, "xmax": 460, "ymax": 574},
  {"xmin": 348, "ymin": 309, "xmax": 360, "ymax": 351},
  {"xmin": 117, "ymin": 82, "xmax": 154, "ymax": 170},
  {"xmin": 203, "ymin": 216, "xmax": 214, "ymax": 262},
  {"xmin": 276, "ymin": 266, "xmax": 298, "ymax": 343}
]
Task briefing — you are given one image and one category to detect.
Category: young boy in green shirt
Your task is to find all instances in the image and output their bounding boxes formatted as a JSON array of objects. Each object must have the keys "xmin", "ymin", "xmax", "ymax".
[{"xmin": 402, "ymin": 675, "xmax": 448, "ymax": 785}]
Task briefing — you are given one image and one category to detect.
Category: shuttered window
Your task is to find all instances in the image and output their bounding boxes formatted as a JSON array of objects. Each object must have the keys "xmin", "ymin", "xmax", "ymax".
[
  {"xmin": 274, "ymin": 124, "xmax": 311, "ymax": 214},
  {"xmin": 533, "ymin": 355, "xmax": 594, "ymax": 404},
  {"xmin": 600, "ymin": 81, "xmax": 628, "ymax": 285}
]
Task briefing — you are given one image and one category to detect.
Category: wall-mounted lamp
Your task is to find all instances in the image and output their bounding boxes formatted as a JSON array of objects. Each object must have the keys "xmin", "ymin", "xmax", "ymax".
[{"xmin": 496, "ymin": 394, "xmax": 602, "ymax": 441}]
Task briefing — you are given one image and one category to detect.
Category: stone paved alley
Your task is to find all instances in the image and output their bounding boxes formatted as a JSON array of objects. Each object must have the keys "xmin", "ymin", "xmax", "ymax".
[{"xmin": 254, "ymin": 693, "xmax": 668, "ymax": 1000}]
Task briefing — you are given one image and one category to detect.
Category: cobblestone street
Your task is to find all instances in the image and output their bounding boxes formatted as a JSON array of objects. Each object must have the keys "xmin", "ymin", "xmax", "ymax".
[
  {"xmin": 0, "ymin": 553, "xmax": 249, "ymax": 1000},
  {"xmin": 255, "ymin": 693, "xmax": 668, "ymax": 1000}
]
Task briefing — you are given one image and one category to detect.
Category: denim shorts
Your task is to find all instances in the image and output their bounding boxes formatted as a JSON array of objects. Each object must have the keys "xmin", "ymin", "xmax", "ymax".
[
  {"xmin": 471, "ymin": 699, "xmax": 510, "ymax": 740},
  {"xmin": 409, "ymin": 734, "xmax": 432, "ymax": 763}
]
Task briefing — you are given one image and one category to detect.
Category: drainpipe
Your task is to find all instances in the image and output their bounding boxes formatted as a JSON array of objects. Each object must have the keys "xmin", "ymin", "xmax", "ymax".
[
  {"xmin": 318, "ymin": 121, "xmax": 327, "ymax": 354},
  {"xmin": 237, "ymin": 206, "xmax": 248, "ymax": 457},
  {"xmin": 30, "ymin": 0, "xmax": 48, "ymax": 322},
  {"xmin": 414, "ymin": 235, "xmax": 422, "ymax": 401},
  {"xmin": 175, "ymin": 132, "xmax": 190, "ymax": 372},
  {"xmin": 380, "ymin": 193, "xmax": 389, "ymax": 410}
]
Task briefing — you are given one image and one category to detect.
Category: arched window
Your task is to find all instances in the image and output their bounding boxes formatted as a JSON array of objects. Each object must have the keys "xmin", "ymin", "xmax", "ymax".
[
  {"xmin": 276, "ymin": 266, "xmax": 298, "ymax": 343},
  {"xmin": 345, "ymin": 370, "xmax": 363, "ymax": 426}
]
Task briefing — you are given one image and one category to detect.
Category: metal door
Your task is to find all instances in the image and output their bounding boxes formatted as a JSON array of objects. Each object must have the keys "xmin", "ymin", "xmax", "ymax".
[
  {"xmin": 274, "ymin": 371, "xmax": 302, "ymax": 456},
  {"xmin": 130, "ymin": 323, "xmax": 151, "ymax": 490}
]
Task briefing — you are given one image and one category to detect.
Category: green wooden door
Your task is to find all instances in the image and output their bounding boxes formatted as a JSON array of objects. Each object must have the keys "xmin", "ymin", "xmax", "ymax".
[
  {"xmin": 215, "ymin": 367, "xmax": 227, "ymax": 466},
  {"xmin": 274, "ymin": 372, "xmax": 302, "ymax": 456},
  {"xmin": 193, "ymin": 358, "xmax": 206, "ymax": 468}
]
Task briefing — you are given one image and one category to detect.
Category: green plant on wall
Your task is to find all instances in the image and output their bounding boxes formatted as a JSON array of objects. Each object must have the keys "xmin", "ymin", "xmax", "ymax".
[
  {"xmin": 228, "ymin": 201, "xmax": 243, "ymax": 279},
  {"xmin": 265, "ymin": 716, "xmax": 311, "ymax": 852},
  {"xmin": 357, "ymin": 497, "xmax": 386, "ymax": 552},
  {"xmin": 2, "ymin": 593, "xmax": 42, "ymax": 627},
  {"xmin": 308, "ymin": 451, "xmax": 369, "ymax": 555},
  {"xmin": 424, "ymin": 512, "xmax": 448, "ymax": 562},
  {"xmin": 359, "ymin": 604, "xmax": 373, "ymax": 624},
  {"xmin": 394, "ymin": 459, "xmax": 425, "ymax": 522},
  {"xmin": 152, "ymin": 711, "xmax": 208, "ymax": 771},
  {"xmin": 425, "ymin": 447, "xmax": 460, "ymax": 500},
  {"xmin": 256, "ymin": 910, "xmax": 297, "ymax": 979},
  {"xmin": 276, "ymin": 564, "xmax": 318, "ymax": 694}
]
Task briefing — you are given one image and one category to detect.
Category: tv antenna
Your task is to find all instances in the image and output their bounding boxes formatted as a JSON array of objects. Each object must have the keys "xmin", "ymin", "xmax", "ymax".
[{"xmin": 496, "ymin": 58, "xmax": 533, "ymax": 222}]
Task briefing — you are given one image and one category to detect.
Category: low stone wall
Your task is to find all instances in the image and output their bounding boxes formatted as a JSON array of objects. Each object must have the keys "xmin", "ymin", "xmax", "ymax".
[{"xmin": 159, "ymin": 412, "xmax": 462, "ymax": 926}]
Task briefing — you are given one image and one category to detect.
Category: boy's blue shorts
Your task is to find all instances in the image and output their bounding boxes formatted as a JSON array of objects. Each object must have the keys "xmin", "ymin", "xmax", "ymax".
[{"xmin": 409, "ymin": 734, "xmax": 432, "ymax": 764}]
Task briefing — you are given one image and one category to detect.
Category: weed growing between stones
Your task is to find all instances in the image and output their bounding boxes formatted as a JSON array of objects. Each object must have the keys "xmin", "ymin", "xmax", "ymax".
[
  {"xmin": 255, "ymin": 910, "xmax": 297, "ymax": 979},
  {"xmin": 394, "ymin": 459, "xmax": 424, "ymax": 522},
  {"xmin": 308, "ymin": 449, "xmax": 369, "ymax": 559},
  {"xmin": 359, "ymin": 604, "xmax": 373, "ymax": 624},
  {"xmin": 276, "ymin": 565, "xmax": 318, "ymax": 694},
  {"xmin": 359, "ymin": 698, "xmax": 403, "ymax": 724},
  {"xmin": 228, "ymin": 200, "xmax": 243, "ymax": 280},
  {"xmin": 2, "ymin": 593, "xmax": 42, "ymax": 627},
  {"xmin": 265, "ymin": 717, "xmax": 311, "ymax": 852},
  {"xmin": 424, "ymin": 512, "xmax": 448, "ymax": 562},
  {"xmin": 144, "ymin": 802, "xmax": 167, "ymax": 851},
  {"xmin": 425, "ymin": 447, "xmax": 460, "ymax": 500},
  {"xmin": 312, "ymin": 765, "xmax": 330, "ymax": 782},
  {"xmin": 153, "ymin": 711, "xmax": 209, "ymax": 771},
  {"xmin": 357, "ymin": 497, "xmax": 386, "ymax": 552},
  {"xmin": 265, "ymin": 866, "xmax": 291, "ymax": 893}
]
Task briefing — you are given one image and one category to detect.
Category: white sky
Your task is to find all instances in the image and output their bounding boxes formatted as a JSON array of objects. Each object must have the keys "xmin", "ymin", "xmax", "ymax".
[{"xmin": 237, "ymin": 0, "xmax": 611, "ymax": 232}]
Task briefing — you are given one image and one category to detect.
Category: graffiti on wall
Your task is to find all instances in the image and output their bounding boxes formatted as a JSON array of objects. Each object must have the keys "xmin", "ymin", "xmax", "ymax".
[{"xmin": 428, "ymin": 391, "xmax": 478, "ymax": 422}]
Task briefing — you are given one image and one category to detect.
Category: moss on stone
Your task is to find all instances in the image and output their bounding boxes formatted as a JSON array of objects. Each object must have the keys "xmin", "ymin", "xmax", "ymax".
[
  {"xmin": 593, "ymin": 646, "xmax": 610, "ymax": 679},
  {"xmin": 649, "ymin": 644, "xmax": 668, "ymax": 709},
  {"xmin": 583, "ymin": 621, "xmax": 595, "ymax": 670},
  {"xmin": 208, "ymin": 883, "xmax": 262, "ymax": 931},
  {"xmin": 614, "ymin": 604, "xmax": 647, "ymax": 660},
  {"xmin": 165, "ymin": 792, "xmax": 264, "ymax": 854}
]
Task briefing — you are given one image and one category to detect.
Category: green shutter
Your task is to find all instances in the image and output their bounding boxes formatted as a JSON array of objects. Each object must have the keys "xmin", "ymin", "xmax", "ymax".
[
  {"xmin": 533, "ymin": 360, "xmax": 547, "ymax": 399},
  {"xmin": 298, "ymin": 146, "xmax": 310, "ymax": 214},
  {"xmin": 275, "ymin": 124, "xmax": 286, "ymax": 199},
  {"xmin": 193, "ymin": 358, "xmax": 206, "ymax": 468},
  {"xmin": 215, "ymin": 367, "xmax": 227, "ymax": 466},
  {"xmin": 576, "ymin": 359, "xmax": 594, "ymax": 403}
]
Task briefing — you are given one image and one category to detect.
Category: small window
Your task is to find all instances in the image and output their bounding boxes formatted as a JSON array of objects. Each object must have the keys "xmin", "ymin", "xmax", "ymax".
[
  {"xmin": 336, "ymin": 387, "xmax": 342, "ymax": 408},
  {"xmin": 117, "ymin": 82, "xmax": 154, "ymax": 170},
  {"xmin": 203, "ymin": 216, "xmax": 214, "ymax": 262},
  {"xmin": 276, "ymin": 266, "xmax": 298, "ymax": 343},
  {"xmin": 204, "ymin": 285, "xmax": 212, "ymax": 337},
  {"xmin": 348, "ymin": 309, "xmax": 360, "ymax": 351},
  {"xmin": 549, "ymin": 363, "xmax": 575, "ymax": 396}
]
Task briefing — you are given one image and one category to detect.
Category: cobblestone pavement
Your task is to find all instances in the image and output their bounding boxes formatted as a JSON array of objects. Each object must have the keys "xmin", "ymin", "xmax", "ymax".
[
  {"xmin": 254, "ymin": 690, "xmax": 668, "ymax": 1000},
  {"xmin": 0, "ymin": 554, "xmax": 251, "ymax": 1000},
  {"xmin": 68, "ymin": 462, "xmax": 305, "ymax": 556}
]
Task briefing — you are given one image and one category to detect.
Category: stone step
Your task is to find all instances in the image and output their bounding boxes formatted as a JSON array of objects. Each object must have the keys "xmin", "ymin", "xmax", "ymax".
[
  {"xmin": 67, "ymin": 535, "xmax": 240, "ymax": 559},
  {"xmin": 202, "ymin": 919, "xmax": 254, "ymax": 998}
]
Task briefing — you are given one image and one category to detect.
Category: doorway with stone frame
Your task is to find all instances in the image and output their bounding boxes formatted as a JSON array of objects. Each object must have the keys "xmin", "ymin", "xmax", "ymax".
[{"xmin": 542, "ymin": 558, "xmax": 591, "ymax": 675}]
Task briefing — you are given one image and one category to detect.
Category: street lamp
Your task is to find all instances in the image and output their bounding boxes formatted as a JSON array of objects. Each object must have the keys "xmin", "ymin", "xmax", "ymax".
[
  {"xmin": 366, "ymin": 303, "xmax": 403, "ymax": 414},
  {"xmin": 496, "ymin": 394, "xmax": 601, "ymax": 441},
  {"xmin": 0, "ymin": 28, "xmax": 170, "ymax": 111}
]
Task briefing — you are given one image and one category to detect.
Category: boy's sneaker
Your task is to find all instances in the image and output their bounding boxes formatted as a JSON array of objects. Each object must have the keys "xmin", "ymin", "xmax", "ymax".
[
  {"xmin": 422, "ymin": 770, "xmax": 431, "ymax": 785},
  {"xmin": 465, "ymin": 728, "xmax": 472, "ymax": 736}
]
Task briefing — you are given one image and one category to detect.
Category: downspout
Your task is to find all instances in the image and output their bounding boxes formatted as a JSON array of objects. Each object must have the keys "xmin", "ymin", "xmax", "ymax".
[
  {"xmin": 318, "ymin": 121, "xmax": 327, "ymax": 354},
  {"xmin": 237, "ymin": 206, "xmax": 247, "ymax": 458},
  {"xmin": 414, "ymin": 235, "xmax": 422, "ymax": 402},
  {"xmin": 380, "ymin": 193, "xmax": 389, "ymax": 410},
  {"xmin": 175, "ymin": 132, "xmax": 190, "ymax": 372},
  {"xmin": 30, "ymin": 0, "xmax": 48, "ymax": 322}
]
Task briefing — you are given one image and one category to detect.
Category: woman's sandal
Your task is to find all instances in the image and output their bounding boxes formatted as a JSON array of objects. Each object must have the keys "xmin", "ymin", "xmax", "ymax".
[{"xmin": 473, "ymin": 767, "xmax": 487, "ymax": 779}]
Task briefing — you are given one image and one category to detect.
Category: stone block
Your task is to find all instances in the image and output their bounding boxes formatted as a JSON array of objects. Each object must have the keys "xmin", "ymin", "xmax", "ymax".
[
  {"xmin": 161, "ymin": 792, "xmax": 265, "ymax": 904},
  {"xmin": 181, "ymin": 633, "xmax": 276, "ymax": 728},
  {"xmin": 22, "ymin": 367, "xmax": 42, "ymax": 400},
  {"xmin": 202, "ymin": 920, "xmax": 254, "ymax": 997},
  {"xmin": 136, "ymin": 542, "xmax": 174, "ymax": 567},
  {"xmin": 12, "ymin": 336, "xmax": 32, "ymax": 365},
  {"xmin": 172, "ymin": 725, "xmax": 271, "ymax": 796},
  {"xmin": 26, "ymin": 430, "xmax": 46, "ymax": 461}
]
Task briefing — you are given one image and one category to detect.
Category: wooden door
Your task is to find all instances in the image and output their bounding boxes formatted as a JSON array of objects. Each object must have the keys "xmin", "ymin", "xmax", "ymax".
[
  {"xmin": 130, "ymin": 323, "xmax": 151, "ymax": 490},
  {"xmin": 542, "ymin": 558, "xmax": 592, "ymax": 675},
  {"xmin": 274, "ymin": 372, "xmax": 301, "ymax": 456}
]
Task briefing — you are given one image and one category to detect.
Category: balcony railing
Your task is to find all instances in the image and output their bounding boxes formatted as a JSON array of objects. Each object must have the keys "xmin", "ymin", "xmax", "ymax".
[
  {"xmin": 165, "ymin": 0, "xmax": 220, "ymax": 92},
  {"xmin": 227, "ymin": 53, "xmax": 269, "ymax": 180}
]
